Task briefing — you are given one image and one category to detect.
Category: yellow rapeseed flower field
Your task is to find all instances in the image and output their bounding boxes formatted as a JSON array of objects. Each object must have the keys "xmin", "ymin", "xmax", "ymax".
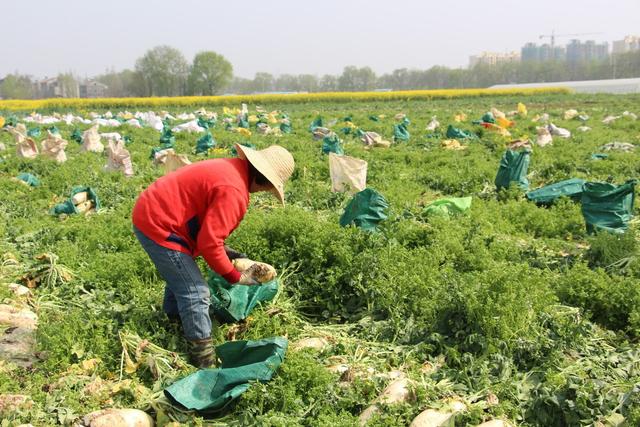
[{"xmin": 0, "ymin": 87, "xmax": 570, "ymax": 111}]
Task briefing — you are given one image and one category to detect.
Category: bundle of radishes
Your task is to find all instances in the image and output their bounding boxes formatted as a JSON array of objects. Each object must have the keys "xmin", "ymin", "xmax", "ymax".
[{"xmin": 71, "ymin": 191, "xmax": 95, "ymax": 215}]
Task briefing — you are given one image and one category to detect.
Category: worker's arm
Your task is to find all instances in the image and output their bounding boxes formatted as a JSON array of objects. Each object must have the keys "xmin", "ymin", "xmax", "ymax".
[{"xmin": 197, "ymin": 186, "xmax": 248, "ymax": 284}]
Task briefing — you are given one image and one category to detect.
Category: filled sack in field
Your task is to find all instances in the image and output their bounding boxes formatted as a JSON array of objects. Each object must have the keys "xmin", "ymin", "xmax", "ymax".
[
  {"xmin": 159, "ymin": 124, "xmax": 176, "ymax": 146},
  {"xmin": 105, "ymin": 140, "xmax": 134, "ymax": 177},
  {"xmin": 51, "ymin": 186, "xmax": 101, "ymax": 216},
  {"xmin": 580, "ymin": 180, "xmax": 636, "ymax": 234},
  {"xmin": 236, "ymin": 103, "xmax": 249, "ymax": 129},
  {"xmin": 547, "ymin": 123, "xmax": 571, "ymax": 138},
  {"xmin": 16, "ymin": 137, "xmax": 39, "ymax": 159},
  {"xmin": 446, "ymin": 125, "xmax": 475, "ymax": 140},
  {"xmin": 312, "ymin": 126, "xmax": 331, "ymax": 140},
  {"xmin": 40, "ymin": 131, "xmax": 68, "ymax": 163},
  {"xmin": 393, "ymin": 118, "xmax": 410, "ymax": 142},
  {"xmin": 81, "ymin": 126, "xmax": 104, "ymax": 153},
  {"xmin": 441, "ymin": 139, "xmax": 466, "ymax": 150},
  {"xmin": 426, "ymin": 116, "xmax": 440, "ymax": 131},
  {"xmin": 423, "ymin": 197, "xmax": 472, "ymax": 218},
  {"xmin": 195, "ymin": 132, "xmax": 216, "ymax": 154},
  {"xmin": 100, "ymin": 132, "xmax": 122, "ymax": 142},
  {"xmin": 495, "ymin": 149, "xmax": 531, "ymax": 191},
  {"xmin": 602, "ymin": 115, "xmax": 620, "ymax": 125},
  {"xmin": 208, "ymin": 270, "xmax": 278, "ymax": 323},
  {"xmin": 279, "ymin": 117, "xmax": 292, "ymax": 134},
  {"xmin": 153, "ymin": 148, "xmax": 192, "ymax": 174},
  {"xmin": 257, "ymin": 123, "xmax": 279, "ymax": 135},
  {"xmin": 477, "ymin": 112, "xmax": 495, "ymax": 124},
  {"xmin": 329, "ymin": 153, "xmax": 367, "ymax": 193},
  {"xmin": 491, "ymin": 107, "xmax": 506, "ymax": 119},
  {"xmin": 601, "ymin": 142, "xmax": 635, "ymax": 152},
  {"xmin": 453, "ymin": 113, "xmax": 467, "ymax": 122},
  {"xmin": 309, "ymin": 116, "xmax": 323, "ymax": 132},
  {"xmin": 525, "ymin": 178, "xmax": 586, "ymax": 205},
  {"xmin": 164, "ymin": 337, "xmax": 287, "ymax": 412},
  {"xmin": 517, "ymin": 102, "xmax": 528, "ymax": 116},
  {"xmin": 15, "ymin": 173, "xmax": 40, "ymax": 187},
  {"xmin": 340, "ymin": 188, "xmax": 389, "ymax": 232},
  {"xmin": 564, "ymin": 109, "xmax": 579, "ymax": 120},
  {"xmin": 322, "ymin": 133, "xmax": 344, "ymax": 155},
  {"xmin": 172, "ymin": 120, "xmax": 205, "ymax": 133},
  {"xmin": 27, "ymin": 127, "xmax": 41, "ymax": 138},
  {"xmin": 164, "ymin": 152, "xmax": 192, "ymax": 173},
  {"xmin": 197, "ymin": 115, "xmax": 216, "ymax": 130},
  {"xmin": 536, "ymin": 126, "xmax": 553, "ymax": 147},
  {"xmin": 481, "ymin": 122, "xmax": 511, "ymax": 137},
  {"xmin": 360, "ymin": 131, "xmax": 391, "ymax": 148}
]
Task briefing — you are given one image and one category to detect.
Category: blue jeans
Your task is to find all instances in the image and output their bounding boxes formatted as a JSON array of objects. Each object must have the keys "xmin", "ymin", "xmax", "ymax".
[{"xmin": 134, "ymin": 226, "xmax": 211, "ymax": 340}]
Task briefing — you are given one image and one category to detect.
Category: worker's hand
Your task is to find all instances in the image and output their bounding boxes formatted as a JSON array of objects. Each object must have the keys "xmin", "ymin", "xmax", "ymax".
[{"xmin": 237, "ymin": 269, "xmax": 259, "ymax": 286}]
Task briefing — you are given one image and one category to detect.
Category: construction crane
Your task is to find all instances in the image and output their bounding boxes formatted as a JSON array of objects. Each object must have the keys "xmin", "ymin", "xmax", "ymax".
[{"xmin": 539, "ymin": 31, "xmax": 604, "ymax": 49}]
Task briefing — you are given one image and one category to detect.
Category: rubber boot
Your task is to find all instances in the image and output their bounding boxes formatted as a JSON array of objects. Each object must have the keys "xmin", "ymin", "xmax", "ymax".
[{"xmin": 188, "ymin": 337, "xmax": 216, "ymax": 368}]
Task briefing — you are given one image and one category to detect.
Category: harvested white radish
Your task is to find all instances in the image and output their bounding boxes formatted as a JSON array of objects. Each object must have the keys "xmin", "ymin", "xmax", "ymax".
[
  {"xmin": 292, "ymin": 337, "xmax": 329, "ymax": 351},
  {"xmin": 76, "ymin": 201, "xmax": 94, "ymax": 214},
  {"xmin": 0, "ymin": 394, "xmax": 33, "ymax": 413},
  {"xmin": 410, "ymin": 409, "xmax": 454, "ymax": 427},
  {"xmin": 476, "ymin": 420, "xmax": 512, "ymax": 427},
  {"xmin": 232, "ymin": 258, "xmax": 277, "ymax": 283},
  {"xmin": 77, "ymin": 408, "xmax": 154, "ymax": 427},
  {"xmin": 8, "ymin": 283, "xmax": 31, "ymax": 297},
  {"xmin": 443, "ymin": 397, "xmax": 467, "ymax": 412},
  {"xmin": 359, "ymin": 378, "xmax": 414, "ymax": 425},
  {"xmin": 72, "ymin": 191, "xmax": 89, "ymax": 205},
  {"xmin": 327, "ymin": 364, "xmax": 349, "ymax": 374},
  {"xmin": 0, "ymin": 304, "xmax": 37, "ymax": 329}
]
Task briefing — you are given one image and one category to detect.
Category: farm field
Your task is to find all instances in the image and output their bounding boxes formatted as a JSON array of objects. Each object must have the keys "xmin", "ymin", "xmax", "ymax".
[{"xmin": 0, "ymin": 92, "xmax": 639, "ymax": 426}]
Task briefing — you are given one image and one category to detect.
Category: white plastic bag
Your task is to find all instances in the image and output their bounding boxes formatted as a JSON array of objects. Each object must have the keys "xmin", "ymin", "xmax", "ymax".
[
  {"xmin": 81, "ymin": 126, "xmax": 104, "ymax": 153},
  {"xmin": 41, "ymin": 131, "xmax": 68, "ymax": 163},
  {"xmin": 426, "ymin": 116, "xmax": 440, "ymax": 131},
  {"xmin": 171, "ymin": 120, "xmax": 204, "ymax": 133},
  {"xmin": 536, "ymin": 127, "xmax": 553, "ymax": 147},
  {"xmin": 329, "ymin": 153, "xmax": 367, "ymax": 193},
  {"xmin": 100, "ymin": 132, "xmax": 122, "ymax": 142},
  {"xmin": 105, "ymin": 140, "xmax": 134, "ymax": 177},
  {"xmin": 547, "ymin": 123, "xmax": 571, "ymax": 138},
  {"xmin": 164, "ymin": 151, "xmax": 192, "ymax": 174},
  {"xmin": 361, "ymin": 131, "xmax": 391, "ymax": 148},
  {"xmin": 17, "ymin": 138, "xmax": 39, "ymax": 159},
  {"xmin": 153, "ymin": 148, "xmax": 192, "ymax": 174}
]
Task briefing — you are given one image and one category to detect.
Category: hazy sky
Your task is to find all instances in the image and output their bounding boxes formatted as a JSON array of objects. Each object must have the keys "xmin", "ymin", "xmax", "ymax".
[{"xmin": 1, "ymin": 0, "xmax": 638, "ymax": 79}]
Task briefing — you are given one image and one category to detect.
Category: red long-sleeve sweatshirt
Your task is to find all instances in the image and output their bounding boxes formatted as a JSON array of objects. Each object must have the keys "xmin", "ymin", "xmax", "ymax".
[{"xmin": 132, "ymin": 158, "xmax": 249, "ymax": 283}]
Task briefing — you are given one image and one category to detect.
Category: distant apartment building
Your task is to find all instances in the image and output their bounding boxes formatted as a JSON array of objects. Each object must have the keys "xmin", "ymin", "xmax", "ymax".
[
  {"xmin": 33, "ymin": 77, "xmax": 72, "ymax": 98},
  {"xmin": 566, "ymin": 40, "xmax": 609, "ymax": 63},
  {"xmin": 612, "ymin": 35, "xmax": 640, "ymax": 54},
  {"xmin": 521, "ymin": 43, "xmax": 566, "ymax": 62},
  {"xmin": 468, "ymin": 51, "xmax": 520, "ymax": 68},
  {"xmin": 79, "ymin": 80, "xmax": 108, "ymax": 98}
]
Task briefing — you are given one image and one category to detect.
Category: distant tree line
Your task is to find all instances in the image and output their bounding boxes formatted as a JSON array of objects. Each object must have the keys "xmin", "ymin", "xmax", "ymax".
[{"xmin": 1, "ymin": 46, "xmax": 639, "ymax": 99}]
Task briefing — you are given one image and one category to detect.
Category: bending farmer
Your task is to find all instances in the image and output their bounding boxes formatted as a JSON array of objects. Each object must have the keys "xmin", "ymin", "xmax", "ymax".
[{"xmin": 132, "ymin": 143, "xmax": 294, "ymax": 367}]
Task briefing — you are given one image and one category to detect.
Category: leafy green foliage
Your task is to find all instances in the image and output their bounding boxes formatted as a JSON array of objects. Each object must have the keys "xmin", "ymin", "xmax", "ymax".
[{"xmin": 0, "ymin": 93, "xmax": 639, "ymax": 425}]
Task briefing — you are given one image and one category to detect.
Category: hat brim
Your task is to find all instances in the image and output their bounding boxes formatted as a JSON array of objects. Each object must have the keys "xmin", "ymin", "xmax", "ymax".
[{"xmin": 235, "ymin": 143, "xmax": 286, "ymax": 205}]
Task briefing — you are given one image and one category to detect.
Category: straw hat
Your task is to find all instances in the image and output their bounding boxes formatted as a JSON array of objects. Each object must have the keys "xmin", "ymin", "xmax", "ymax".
[{"xmin": 235, "ymin": 143, "xmax": 295, "ymax": 204}]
